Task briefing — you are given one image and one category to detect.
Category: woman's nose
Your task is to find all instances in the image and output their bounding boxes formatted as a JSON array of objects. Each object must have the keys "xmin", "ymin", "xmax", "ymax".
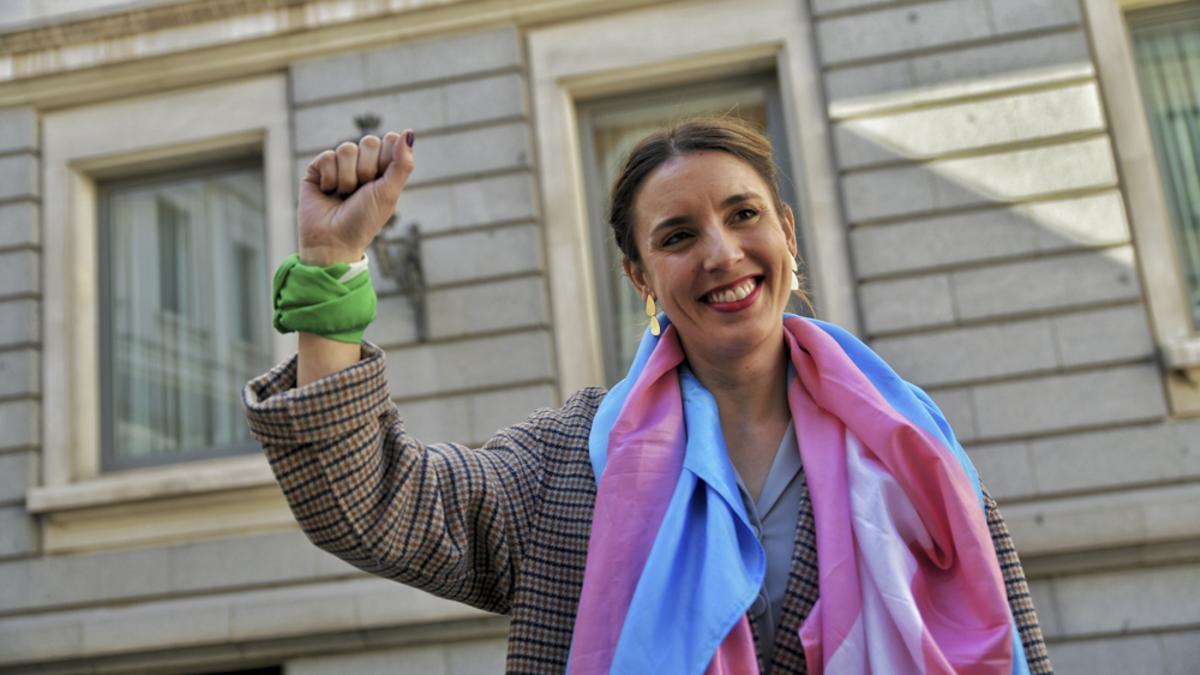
[{"xmin": 702, "ymin": 226, "xmax": 744, "ymax": 272}]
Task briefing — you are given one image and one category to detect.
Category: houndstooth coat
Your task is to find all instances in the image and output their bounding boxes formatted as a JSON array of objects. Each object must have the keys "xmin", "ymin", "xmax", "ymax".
[{"xmin": 243, "ymin": 342, "xmax": 1053, "ymax": 674}]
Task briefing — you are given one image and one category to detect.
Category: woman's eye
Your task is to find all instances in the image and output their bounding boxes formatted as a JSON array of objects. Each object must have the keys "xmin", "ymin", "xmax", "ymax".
[
  {"xmin": 735, "ymin": 208, "xmax": 759, "ymax": 221},
  {"xmin": 662, "ymin": 231, "xmax": 690, "ymax": 246}
]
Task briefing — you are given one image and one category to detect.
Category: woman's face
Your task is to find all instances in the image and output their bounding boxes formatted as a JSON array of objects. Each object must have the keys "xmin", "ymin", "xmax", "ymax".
[{"xmin": 624, "ymin": 150, "xmax": 797, "ymax": 361}]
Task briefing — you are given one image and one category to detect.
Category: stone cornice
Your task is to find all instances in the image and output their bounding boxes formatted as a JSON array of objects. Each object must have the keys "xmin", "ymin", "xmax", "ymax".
[
  {"xmin": 0, "ymin": 0, "xmax": 471, "ymax": 92},
  {"xmin": 0, "ymin": 0, "xmax": 662, "ymax": 109},
  {"xmin": 0, "ymin": 0, "xmax": 299, "ymax": 55}
]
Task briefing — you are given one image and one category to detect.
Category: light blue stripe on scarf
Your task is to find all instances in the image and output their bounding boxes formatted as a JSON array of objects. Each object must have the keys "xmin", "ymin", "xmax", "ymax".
[{"xmin": 584, "ymin": 317, "xmax": 765, "ymax": 673}]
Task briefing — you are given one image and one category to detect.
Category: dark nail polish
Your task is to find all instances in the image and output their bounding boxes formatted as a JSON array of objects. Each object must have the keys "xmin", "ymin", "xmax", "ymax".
[{"xmin": 405, "ymin": 131, "xmax": 415, "ymax": 148}]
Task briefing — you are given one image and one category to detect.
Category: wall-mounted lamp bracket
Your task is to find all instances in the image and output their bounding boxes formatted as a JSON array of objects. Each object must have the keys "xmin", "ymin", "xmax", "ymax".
[{"xmin": 373, "ymin": 220, "xmax": 427, "ymax": 342}]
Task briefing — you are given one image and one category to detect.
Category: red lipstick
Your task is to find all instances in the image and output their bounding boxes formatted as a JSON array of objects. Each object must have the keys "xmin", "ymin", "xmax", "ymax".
[{"xmin": 703, "ymin": 276, "xmax": 763, "ymax": 313}]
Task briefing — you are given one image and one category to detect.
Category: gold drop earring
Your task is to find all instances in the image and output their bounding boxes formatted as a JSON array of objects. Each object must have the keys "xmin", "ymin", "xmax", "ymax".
[
  {"xmin": 645, "ymin": 294, "xmax": 661, "ymax": 336},
  {"xmin": 790, "ymin": 257, "xmax": 801, "ymax": 291}
]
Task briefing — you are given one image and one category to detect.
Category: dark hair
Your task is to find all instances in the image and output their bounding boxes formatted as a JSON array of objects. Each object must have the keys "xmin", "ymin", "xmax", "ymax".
[{"xmin": 607, "ymin": 116, "xmax": 789, "ymax": 263}]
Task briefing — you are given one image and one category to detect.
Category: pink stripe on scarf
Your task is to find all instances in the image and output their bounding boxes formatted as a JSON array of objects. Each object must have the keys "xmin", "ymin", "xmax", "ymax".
[
  {"xmin": 783, "ymin": 317, "xmax": 1012, "ymax": 674},
  {"xmin": 570, "ymin": 326, "xmax": 688, "ymax": 673},
  {"xmin": 705, "ymin": 619, "xmax": 758, "ymax": 675}
]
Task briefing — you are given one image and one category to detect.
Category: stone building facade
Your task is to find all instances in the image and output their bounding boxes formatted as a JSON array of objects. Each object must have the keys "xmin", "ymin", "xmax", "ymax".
[{"xmin": 0, "ymin": 0, "xmax": 1197, "ymax": 672}]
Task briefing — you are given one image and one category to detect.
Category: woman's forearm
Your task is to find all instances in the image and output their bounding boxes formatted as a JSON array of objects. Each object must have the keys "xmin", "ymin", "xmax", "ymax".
[
  {"xmin": 291, "ymin": 130, "xmax": 415, "ymax": 388},
  {"xmin": 297, "ymin": 332, "xmax": 363, "ymax": 386}
]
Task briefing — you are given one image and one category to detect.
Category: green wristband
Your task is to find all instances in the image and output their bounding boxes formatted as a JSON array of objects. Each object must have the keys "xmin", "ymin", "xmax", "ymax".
[{"xmin": 272, "ymin": 253, "xmax": 376, "ymax": 344}]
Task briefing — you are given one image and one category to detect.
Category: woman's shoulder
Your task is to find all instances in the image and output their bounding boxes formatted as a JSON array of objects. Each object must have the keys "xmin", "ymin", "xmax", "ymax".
[
  {"xmin": 498, "ymin": 386, "xmax": 606, "ymax": 476},
  {"xmin": 525, "ymin": 385, "xmax": 607, "ymax": 438}
]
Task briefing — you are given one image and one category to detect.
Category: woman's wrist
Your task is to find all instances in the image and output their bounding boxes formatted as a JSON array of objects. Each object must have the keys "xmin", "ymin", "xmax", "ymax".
[
  {"xmin": 299, "ymin": 245, "xmax": 363, "ymax": 267},
  {"xmin": 272, "ymin": 252, "xmax": 376, "ymax": 345}
]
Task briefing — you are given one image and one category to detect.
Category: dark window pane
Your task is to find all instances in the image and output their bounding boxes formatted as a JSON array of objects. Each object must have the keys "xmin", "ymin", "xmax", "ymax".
[{"xmin": 101, "ymin": 162, "xmax": 271, "ymax": 470}]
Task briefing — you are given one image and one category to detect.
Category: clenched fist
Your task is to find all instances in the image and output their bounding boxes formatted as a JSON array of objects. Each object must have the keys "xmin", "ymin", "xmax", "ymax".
[{"xmin": 297, "ymin": 129, "xmax": 415, "ymax": 267}]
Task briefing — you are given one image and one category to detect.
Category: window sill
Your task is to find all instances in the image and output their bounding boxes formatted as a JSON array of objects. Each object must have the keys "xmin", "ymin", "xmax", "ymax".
[
  {"xmin": 25, "ymin": 455, "xmax": 294, "ymax": 555},
  {"xmin": 1163, "ymin": 336, "xmax": 1200, "ymax": 371},
  {"xmin": 26, "ymin": 454, "xmax": 276, "ymax": 513},
  {"xmin": 1160, "ymin": 337, "xmax": 1200, "ymax": 418}
]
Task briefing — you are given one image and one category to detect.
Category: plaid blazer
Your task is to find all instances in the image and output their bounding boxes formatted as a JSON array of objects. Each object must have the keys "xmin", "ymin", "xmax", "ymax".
[{"xmin": 244, "ymin": 342, "xmax": 1052, "ymax": 674}]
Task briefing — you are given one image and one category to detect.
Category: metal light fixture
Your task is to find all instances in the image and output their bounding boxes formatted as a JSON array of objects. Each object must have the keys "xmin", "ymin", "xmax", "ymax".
[{"xmin": 374, "ymin": 221, "xmax": 427, "ymax": 341}]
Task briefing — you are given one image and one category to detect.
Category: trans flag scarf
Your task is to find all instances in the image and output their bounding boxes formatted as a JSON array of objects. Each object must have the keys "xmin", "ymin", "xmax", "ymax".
[{"xmin": 568, "ymin": 314, "xmax": 1030, "ymax": 675}]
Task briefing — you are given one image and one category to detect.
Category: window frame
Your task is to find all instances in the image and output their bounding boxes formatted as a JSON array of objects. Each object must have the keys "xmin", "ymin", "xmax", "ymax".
[
  {"xmin": 1083, "ymin": 0, "xmax": 1200, "ymax": 415},
  {"xmin": 1125, "ymin": 2, "xmax": 1200, "ymax": 336},
  {"xmin": 97, "ymin": 157, "xmax": 269, "ymax": 472},
  {"xmin": 28, "ymin": 75, "xmax": 294, "ymax": 538},
  {"xmin": 527, "ymin": 0, "xmax": 856, "ymax": 400}
]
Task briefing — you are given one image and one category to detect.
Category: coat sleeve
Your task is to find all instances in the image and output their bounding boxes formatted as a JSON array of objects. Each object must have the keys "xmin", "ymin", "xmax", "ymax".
[
  {"xmin": 242, "ymin": 341, "xmax": 582, "ymax": 615},
  {"xmin": 983, "ymin": 487, "xmax": 1054, "ymax": 674}
]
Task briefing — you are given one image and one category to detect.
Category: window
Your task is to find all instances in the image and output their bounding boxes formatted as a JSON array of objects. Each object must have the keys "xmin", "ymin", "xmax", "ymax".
[
  {"xmin": 577, "ymin": 75, "xmax": 803, "ymax": 384},
  {"xmin": 1128, "ymin": 5, "xmax": 1200, "ymax": 331},
  {"xmin": 30, "ymin": 75, "xmax": 294, "ymax": 552},
  {"xmin": 1084, "ymin": 0, "xmax": 1200, "ymax": 414},
  {"xmin": 99, "ymin": 161, "xmax": 271, "ymax": 470}
]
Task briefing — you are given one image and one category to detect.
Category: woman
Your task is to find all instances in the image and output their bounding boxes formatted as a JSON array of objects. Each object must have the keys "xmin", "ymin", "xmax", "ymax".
[{"xmin": 246, "ymin": 119, "xmax": 1053, "ymax": 674}]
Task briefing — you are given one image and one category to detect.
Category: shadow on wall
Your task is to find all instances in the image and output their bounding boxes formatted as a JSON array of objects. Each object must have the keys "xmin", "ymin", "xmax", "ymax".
[{"xmin": 827, "ymin": 38, "xmax": 1162, "ymax": 444}]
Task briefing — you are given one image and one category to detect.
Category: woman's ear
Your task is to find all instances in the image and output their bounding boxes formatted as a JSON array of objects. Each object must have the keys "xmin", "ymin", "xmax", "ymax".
[
  {"xmin": 781, "ymin": 205, "xmax": 798, "ymax": 258},
  {"xmin": 622, "ymin": 257, "xmax": 652, "ymax": 299}
]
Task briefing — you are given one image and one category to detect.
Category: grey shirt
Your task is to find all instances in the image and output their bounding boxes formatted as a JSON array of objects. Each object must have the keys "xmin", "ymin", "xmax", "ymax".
[{"xmin": 732, "ymin": 420, "xmax": 804, "ymax": 668}]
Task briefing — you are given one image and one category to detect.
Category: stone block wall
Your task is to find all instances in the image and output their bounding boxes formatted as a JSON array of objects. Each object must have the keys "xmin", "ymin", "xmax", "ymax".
[
  {"xmin": 288, "ymin": 637, "xmax": 508, "ymax": 675},
  {"xmin": 0, "ymin": 106, "xmax": 40, "ymax": 564}
]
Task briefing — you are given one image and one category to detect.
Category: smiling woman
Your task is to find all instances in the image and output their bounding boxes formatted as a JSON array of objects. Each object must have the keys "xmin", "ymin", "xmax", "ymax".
[{"xmin": 244, "ymin": 117, "xmax": 1053, "ymax": 673}]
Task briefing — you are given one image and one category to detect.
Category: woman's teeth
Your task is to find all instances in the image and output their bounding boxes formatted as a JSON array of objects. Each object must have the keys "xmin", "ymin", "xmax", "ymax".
[{"xmin": 706, "ymin": 278, "xmax": 757, "ymax": 304}]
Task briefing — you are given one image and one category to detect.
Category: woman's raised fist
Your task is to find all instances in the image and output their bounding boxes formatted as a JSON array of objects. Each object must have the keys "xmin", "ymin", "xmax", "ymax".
[{"xmin": 297, "ymin": 129, "xmax": 415, "ymax": 267}]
